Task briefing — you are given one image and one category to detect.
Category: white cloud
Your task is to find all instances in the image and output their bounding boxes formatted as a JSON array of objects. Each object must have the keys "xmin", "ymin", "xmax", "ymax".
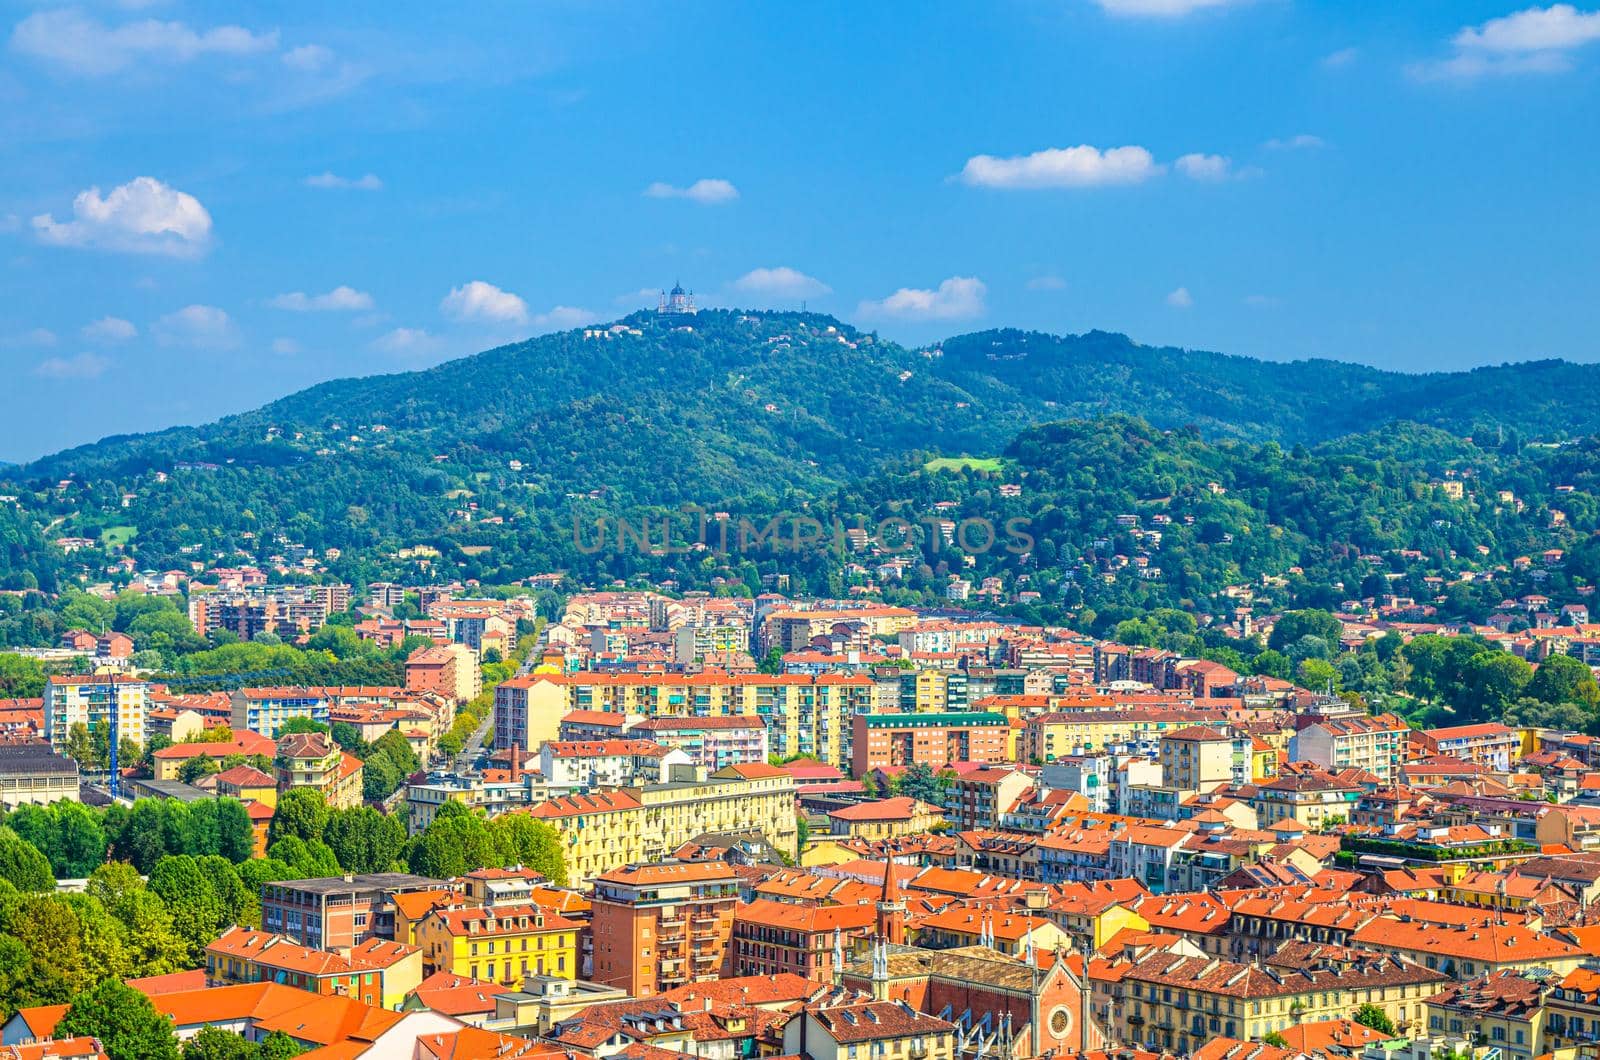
[
  {"xmin": 11, "ymin": 327, "xmax": 59, "ymax": 347},
  {"xmin": 271, "ymin": 337, "xmax": 301, "ymax": 355},
  {"xmin": 957, "ymin": 145, "xmax": 1161, "ymax": 189},
  {"xmin": 372, "ymin": 327, "xmax": 442, "ymax": 355},
  {"xmin": 614, "ymin": 286, "xmax": 665, "ymax": 306},
  {"xmin": 33, "ymin": 176, "xmax": 212, "ymax": 258},
  {"xmin": 1175, "ymin": 153, "xmax": 1233, "ymax": 181},
  {"xmin": 154, "ymin": 304, "xmax": 237, "ymax": 349},
  {"xmin": 732, "ymin": 267, "xmax": 832, "ymax": 299},
  {"xmin": 1092, "ymin": 0, "xmax": 1253, "ymax": 17},
  {"xmin": 531, "ymin": 306, "xmax": 600, "ymax": 331},
  {"xmin": 1265, "ymin": 133, "xmax": 1325, "ymax": 150},
  {"xmin": 10, "ymin": 9, "xmax": 278, "ymax": 76},
  {"xmin": 1457, "ymin": 4, "xmax": 1600, "ymax": 52},
  {"xmin": 302, "ymin": 172, "xmax": 383, "ymax": 191},
  {"xmin": 83, "ymin": 317, "xmax": 137, "ymax": 342},
  {"xmin": 1166, "ymin": 286, "xmax": 1194, "ymax": 309},
  {"xmin": 282, "ymin": 44, "xmax": 333, "ymax": 71},
  {"xmin": 858, "ymin": 277, "xmax": 987, "ymax": 322},
  {"xmin": 1321, "ymin": 47, "xmax": 1359, "ymax": 68},
  {"xmin": 643, "ymin": 179, "xmax": 739, "ymax": 204},
  {"xmin": 35, "ymin": 353, "xmax": 109, "ymax": 380},
  {"xmin": 441, "ymin": 280, "xmax": 528, "ymax": 324},
  {"xmin": 1413, "ymin": 4, "xmax": 1600, "ymax": 79},
  {"xmin": 269, "ymin": 285, "xmax": 374, "ymax": 312},
  {"xmin": 1025, "ymin": 274, "xmax": 1067, "ymax": 291}
]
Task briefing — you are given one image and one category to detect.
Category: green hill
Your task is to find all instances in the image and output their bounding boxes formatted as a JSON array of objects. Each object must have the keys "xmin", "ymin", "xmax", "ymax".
[{"xmin": 6, "ymin": 309, "xmax": 1600, "ymax": 596}]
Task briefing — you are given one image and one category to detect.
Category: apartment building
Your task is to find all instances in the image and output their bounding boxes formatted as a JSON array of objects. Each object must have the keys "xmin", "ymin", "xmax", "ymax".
[
  {"xmin": 494, "ymin": 672, "xmax": 876, "ymax": 768},
  {"xmin": 950, "ymin": 767, "xmax": 1035, "ymax": 831},
  {"xmin": 850, "ymin": 711, "xmax": 1010, "ymax": 775},
  {"xmin": 672, "ymin": 623, "xmax": 749, "ymax": 664},
  {"xmin": 899, "ymin": 669, "xmax": 969, "ymax": 713},
  {"xmin": 204, "ymin": 925, "xmax": 422, "ymax": 1009},
  {"xmin": 523, "ymin": 763, "xmax": 799, "ymax": 880},
  {"xmin": 1023, "ymin": 708, "xmax": 1233, "ymax": 762},
  {"xmin": 414, "ymin": 902, "xmax": 580, "ymax": 985},
  {"xmin": 1112, "ymin": 944, "xmax": 1447, "ymax": 1055},
  {"xmin": 628, "ymin": 716, "xmax": 769, "ymax": 770},
  {"xmin": 149, "ymin": 730, "xmax": 276, "ymax": 780},
  {"xmin": 759, "ymin": 606, "xmax": 916, "ymax": 654},
  {"xmin": 1160, "ymin": 725, "xmax": 1234, "ymax": 793},
  {"xmin": 536, "ymin": 739, "xmax": 685, "ymax": 789},
  {"xmin": 1289, "ymin": 713, "xmax": 1410, "ymax": 784},
  {"xmin": 782, "ymin": 999, "xmax": 957, "ymax": 1060},
  {"xmin": 1414, "ymin": 723, "xmax": 1524, "ymax": 771},
  {"xmin": 591, "ymin": 862, "xmax": 741, "ymax": 997},
  {"xmin": 188, "ymin": 584, "xmax": 351, "ymax": 640},
  {"xmin": 404, "ymin": 643, "xmax": 481, "ymax": 705},
  {"xmin": 729, "ymin": 899, "xmax": 876, "ymax": 983},
  {"xmin": 230, "ymin": 687, "xmax": 331, "ymax": 739},
  {"xmin": 260, "ymin": 873, "xmax": 445, "ymax": 950},
  {"xmin": 275, "ymin": 731, "xmax": 364, "ymax": 809},
  {"xmin": 43, "ymin": 674, "xmax": 150, "ymax": 751}
]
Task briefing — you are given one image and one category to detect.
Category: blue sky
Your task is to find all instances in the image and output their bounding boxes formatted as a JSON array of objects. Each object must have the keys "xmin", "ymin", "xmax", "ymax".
[{"xmin": 3, "ymin": 1, "xmax": 1599, "ymax": 461}]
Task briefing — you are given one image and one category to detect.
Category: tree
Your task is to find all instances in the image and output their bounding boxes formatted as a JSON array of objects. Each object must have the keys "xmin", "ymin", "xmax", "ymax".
[
  {"xmin": 1268, "ymin": 610, "xmax": 1343, "ymax": 652},
  {"xmin": 87, "ymin": 861, "xmax": 147, "ymax": 912},
  {"xmin": 270, "ymin": 787, "xmax": 330, "ymax": 845},
  {"xmin": 65, "ymin": 721, "xmax": 99, "ymax": 769},
  {"xmin": 1353, "ymin": 1002, "xmax": 1396, "ymax": 1035},
  {"xmin": 0, "ymin": 894, "xmax": 93, "ymax": 1006},
  {"xmin": 324, "ymin": 808, "xmax": 406, "ymax": 875},
  {"xmin": 258, "ymin": 1031, "xmax": 305, "ymax": 1060},
  {"xmin": 0, "ymin": 653, "xmax": 47, "ymax": 698},
  {"xmin": 1262, "ymin": 1031, "xmax": 1289, "ymax": 1048},
  {"xmin": 57, "ymin": 978, "xmax": 179, "ymax": 1060},
  {"xmin": 190, "ymin": 799, "xmax": 255, "ymax": 863},
  {"xmin": 113, "ymin": 888, "xmax": 190, "ymax": 976},
  {"xmin": 1527, "ymin": 653, "xmax": 1600, "ymax": 710},
  {"xmin": 899, "ymin": 762, "xmax": 947, "ymax": 805},
  {"xmin": 179, "ymin": 756, "xmax": 220, "ymax": 784},
  {"xmin": 1297, "ymin": 658, "xmax": 1339, "ymax": 694},
  {"xmin": 8, "ymin": 802, "xmax": 107, "ymax": 879},
  {"xmin": 265, "ymin": 836, "xmax": 341, "ymax": 879},
  {"xmin": 1250, "ymin": 649, "xmax": 1291, "ymax": 681},
  {"xmin": 277, "ymin": 717, "xmax": 329, "ymax": 737},
  {"xmin": 1505, "ymin": 696, "xmax": 1592, "ymax": 731},
  {"xmin": 1460, "ymin": 651, "xmax": 1533, "ymax": 722},
  {"xmin": 110, "ymin": 799, "xmax": 170, "ymax": 873},
  {"xmin": 329, "ymin": 722, "xmax": 368, "ymax": 756},
  {"xmin": 181, "ymin": 1027, "xmax": 256, "ymax": 1060},
  {"xmin": 406, "ymin": 810, "xmax": 503, "ymax": 878},
  {"xmin": 64, "ymin": 893, "xmax": 135, "ymax": 982},
  {"xmin": 488, "ymin": 814, "xmax": 568, "ymax": 885},
  {"xmin": 0, "ymin": 825, "xmax": 55, "ymax": 891},
  {"xmin": 147, "ymin": 855, "xmax": 251, "ymax": 958},
  {"xmin": 372, "ymin": 729, "xmax": 420, "ymax": 773}
]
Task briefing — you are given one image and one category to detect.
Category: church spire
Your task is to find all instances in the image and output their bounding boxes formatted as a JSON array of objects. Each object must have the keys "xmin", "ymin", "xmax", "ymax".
[{"xmin": 876, "ymin": 851, "xmax": 905, "ymax": 944}]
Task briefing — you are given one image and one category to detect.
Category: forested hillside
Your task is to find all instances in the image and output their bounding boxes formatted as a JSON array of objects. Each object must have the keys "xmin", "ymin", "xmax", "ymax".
[{"xmin": 5, "ymin": 310, "xmax": 1600, "ymax": 606}]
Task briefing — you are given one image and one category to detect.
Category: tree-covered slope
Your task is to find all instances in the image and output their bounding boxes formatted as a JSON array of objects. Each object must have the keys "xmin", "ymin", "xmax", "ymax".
[{"xmin": 7, "ymin": 309, "xmax": 1600, "ymax": 589}]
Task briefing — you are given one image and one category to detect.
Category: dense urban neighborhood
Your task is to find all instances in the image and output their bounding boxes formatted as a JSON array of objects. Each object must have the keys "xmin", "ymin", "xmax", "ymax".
[{"xmin": 7, "ymin": 541, "xmax": 1600, "ymax": 1059}]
